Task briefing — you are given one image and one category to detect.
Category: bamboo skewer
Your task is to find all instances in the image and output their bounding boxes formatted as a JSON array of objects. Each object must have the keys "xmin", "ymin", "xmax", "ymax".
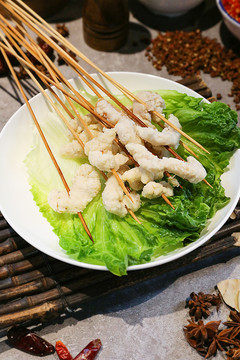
[
  {"xmin": 0, "ymin": 23, "xmax": 141, "ymax": 215},
  {"xmin": 1, "ymin": 0, "xmax": 209, "ymax": 154},
  {"xmin": 0, "ymin": 12, "xmax": 209, "ymax": 191},
  {"xmin": 1, "ymin": 32, "xmax": 205, "ymax": 194},
  {"xmin": 6, "ymin": 0, "xmax": 205, "ymax": 150},
  {"xmin": 0, "ymin": 2, "xmax": 211, "ymax": 219},
  {"xmin": 0, "ymin": 28, "xmax": 185, "ymax": 210},
  {"xmin": 1, "ymin": 47, "xmax": 172, "ymax": 214},
  {"xmin": 33, "ymin": 49, "xmax": 134, "ymax": 203},
  {"xmin": 0, "ymin": 25, "xmax": 87, "ymax": 151},
  {"xmin": 0, "ymin": 47, "xmax": 93, "ymax": 242}
]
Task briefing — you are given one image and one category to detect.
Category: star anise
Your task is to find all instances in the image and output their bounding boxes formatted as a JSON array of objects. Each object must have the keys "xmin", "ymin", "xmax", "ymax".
[
  {"xmin": 184, "ymin": 319, "xmax": 221, "ymax": 357},
  {"xmin": 186, "ymin": 292, "xmax": 222, "ymax": 321},
  {"xmin": 183, "ymin": 327, "xmax": 208, "ymax": 357},
  {"xmin": 224, "ymin": 311, "xmax": 240, "ymax": 340},
  {"xmin": 205, "ymin": 328, "xmax": 239, "ymax": 359},
  {"xmin": 226, "ymin": 346, "xmax": 240, "ymax": 359}
]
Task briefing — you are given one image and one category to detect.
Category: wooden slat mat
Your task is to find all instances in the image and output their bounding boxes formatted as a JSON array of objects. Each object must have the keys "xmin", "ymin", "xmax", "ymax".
[{"xmin": 0, "ymin": 76, "xmax": 239, "ymax": 330}]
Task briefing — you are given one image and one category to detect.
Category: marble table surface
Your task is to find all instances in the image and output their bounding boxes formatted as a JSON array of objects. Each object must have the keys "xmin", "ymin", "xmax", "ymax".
[{"xmin": 0, "ymin": 0, "xmax": 239, "ymax": 359}]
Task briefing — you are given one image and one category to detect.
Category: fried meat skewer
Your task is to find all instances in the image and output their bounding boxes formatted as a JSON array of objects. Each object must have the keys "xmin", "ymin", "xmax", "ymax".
[
  {"xmin": 0, "ymin": 1, "xmax": 212, "ymax": 190},
  {"xmin": 0, "ymin": 46, "xmax": 93, "ymax": 242},
  {"xmin": 1, "ymin": 0, "xmax": 209, "ymax": 154},
  {"xmin": 0, "ymin": 19, "xmax": 172, "ymax": 210},
  {"xmin": 0, "ymin": 24, "xmax": 144, "ymax": 220},
  {"xmin": 0, "ymin": 6, "xmax": 210, "ymax": 209},
  {"xmin": 0, "ymin": 20, "xmax": 202, "ymax": 205}
]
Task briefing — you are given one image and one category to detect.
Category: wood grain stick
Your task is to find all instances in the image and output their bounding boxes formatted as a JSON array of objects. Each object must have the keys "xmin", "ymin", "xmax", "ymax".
[
  {"xmin": 210, "ymin": 219, "xmax": 240, "ymax": 241},
  {"xmin": 0, "ymin": 219, "xmax": 9, "ymax": 230},
  {"xmin": 0, "ymin": 246, "xmax": 38, "ymax": 266},
  {"xmin": 0, "ymin": 228, "xmax": 17, "ymax": 242},
  {"xmin": 0, "ymin": 231, "xmax": 239, "ymax": 328},
  {"xmin": 0, "ymin": 254, "xmax": 56, "ymax": 280},
  {"xmin": 0, "ymin": 267, "xmax": 94, "ymax": 302},
  {"xmin": 0, "ymin": 261, "xmax": 74, "ymax": 290},
  {"xmin": 0, "ymin": 236, "xmax": 27, "ymax": 255}
]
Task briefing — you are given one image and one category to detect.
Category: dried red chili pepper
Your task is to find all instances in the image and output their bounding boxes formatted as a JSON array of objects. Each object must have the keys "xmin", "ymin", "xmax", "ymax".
[
  {"xmin": 7, "ymin": 325, "xmax": 55, "ymax": 356},
  {"xmin": 73, "ymin": 339, "xmax": 102, "ymax": 360},
  {"xmin": 56, "ymin": 340, "xmax": 73, "ymax": 360}
]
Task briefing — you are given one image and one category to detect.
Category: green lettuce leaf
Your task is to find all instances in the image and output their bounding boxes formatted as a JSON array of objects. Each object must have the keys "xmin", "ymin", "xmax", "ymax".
[{"xmin": 25, "ymin": 91, "xmax": 240, "ymax": 276}]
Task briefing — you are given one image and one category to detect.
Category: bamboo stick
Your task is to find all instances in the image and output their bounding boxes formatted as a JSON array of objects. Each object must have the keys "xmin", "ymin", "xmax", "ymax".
[
  {"xmin": 0, "ymin": 254, "xmax": 56, "ymax": 280},
  {"xmin": 0, "ymin": 23, "xmax": 128, "ymax": 166},
  {"xmin": 0, "ymin": 231, "xmax": 239, "ymax": 329},
  {"xmin": 210, "ymin": 220, "xmax": 240, "ymax": 241},
  {"xmin": 2, "ymin": 5, "xmax": 201, "ymax": 161},
  {"xmin": 0, "ymin": 262, "xmax": 77, "ymax": 290},
  {"xmin": 0, "ymin": 236, "xmax": 27, "ymax": 255},
  {"xmin": 3, "ymin": 271, "xmax": 112, "ymax": 305},
  {"xmin": 0, "ymin": 246, "xmax": 38, "ymax": 266},
  {"xmin": 0, "ymin": 45, "xmax": 93, "ymax": 242},
  {"xmin": 3, "ymin": 19, "xmax": 209, "ymax": 192},
  {"xmin": 0, "ymin": 27, "xmax": 165, "ymax": 210},
  {"xmin": 0, "ymin": 219, "xmax": 9, "ymax": 230},
  {"xmin": 0, "ymin": 22, "xmax": 142, "ymax": 218},
  {"xmin": 0, "ymin": 228, "xmax": 17, "ymax": 242},
  {"xmin": 0, "ymin": 265, "xmax": 91, "ymax": 291},
  {"xmin": 1, "ymin": 0, "xmax": 210, "ymax": 154}
]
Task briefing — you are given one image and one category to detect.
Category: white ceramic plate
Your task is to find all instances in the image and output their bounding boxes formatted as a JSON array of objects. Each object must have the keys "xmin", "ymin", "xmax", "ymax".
[{"xmin": 0, "ymin": 72, "xmax": 240, "ymax": 272}]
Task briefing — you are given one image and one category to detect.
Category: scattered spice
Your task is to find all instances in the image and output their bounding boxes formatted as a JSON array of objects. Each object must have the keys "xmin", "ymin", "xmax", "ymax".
[
  {"xmin": 7, "ymin": 325, "xmax": 55, "ymax": 356},
  {"xmin": 183, "ymin": 287, "xmax": 240, "ymax": 358},
  {"xmin": 1, "ymin": 24, "xmax": 72, "ymax": 78},
  {"xmin": 224, "ymin": 311, "xmax": 240, "ymax": 339},
  {"xmin": 146, "ymin": 29, "xmax": 240, "ymax": 110},
  {"xmin": 226, "ymin": 346, "xmax": 240, "ymax": 359},
  {"xmin": 56, "ymin": 340, "xmax": 73, "ymax": 360},
  {"xmin": 17, "ymin": 64, "xmax": 28, "ymax": 79},
  {"xmin": 184, "ymin": 319, "xmax": 240, "ymax": 358},
  {"xmin": 56, "ymin": 23, "xmax": 70, "ymax": 38},
  {"xmin": 0, "ymin": 55, "xmax": 8, "ymax": 76},
  {"xmin": 0, "ymin": 49, "xmax": 19, "ymax": 76},
  {"xmin": 222, "ymin": 0, "xmax": 240, "ymax": 22},
  {"xmin": 186, "ymin": 292, "xmax": 221, "ymax": 321},
  {"xmin": 57, "ymin": 44, "xmax": 78, "ymax": 66}
]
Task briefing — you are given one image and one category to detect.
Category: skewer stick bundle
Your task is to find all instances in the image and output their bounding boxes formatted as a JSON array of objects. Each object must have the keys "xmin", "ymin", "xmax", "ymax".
[
  {"xmin": 0, "ymin": 20, "xmax": 141, "ymax": 219},
  {"xmin": 0, "ymin": 0, "xmax": 214, "ymax": 238},
  {"xmin": 1, "ymin": 0, "xmax": 209, "ymax": 154},
  {"xmin": 0, "ymin": 46, "xmax": 93, "ymax": 242}
]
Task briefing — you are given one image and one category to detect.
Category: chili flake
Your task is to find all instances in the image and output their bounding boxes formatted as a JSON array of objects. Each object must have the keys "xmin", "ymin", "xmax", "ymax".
[{"xmin": 222, "ymin": 0, "xmax": 240, "ymax": 23}]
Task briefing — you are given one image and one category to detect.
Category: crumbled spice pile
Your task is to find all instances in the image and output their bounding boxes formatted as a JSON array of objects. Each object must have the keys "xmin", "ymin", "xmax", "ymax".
[
  {"xmin": 0, "ymin": 23, "xmax": 74, "ymax": 79},
  {"xmin": 184, "ymin": 290, "xmax": 240, "ymax": 358},
  {"xmin": 145, "ymin": 29, "xmax": 240, "ymax": 111}
]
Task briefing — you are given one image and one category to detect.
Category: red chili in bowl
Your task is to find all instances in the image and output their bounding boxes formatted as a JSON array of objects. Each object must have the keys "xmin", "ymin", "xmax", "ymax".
[{"xmin": 222, "ymin": 0, "xmax": 240, "ymax": 22}]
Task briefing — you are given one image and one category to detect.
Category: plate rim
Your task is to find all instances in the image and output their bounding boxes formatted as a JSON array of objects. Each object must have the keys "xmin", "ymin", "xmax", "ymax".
[{"xmin": 0, "ymin": 71, "xmax": 239, "ymax": 272}]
